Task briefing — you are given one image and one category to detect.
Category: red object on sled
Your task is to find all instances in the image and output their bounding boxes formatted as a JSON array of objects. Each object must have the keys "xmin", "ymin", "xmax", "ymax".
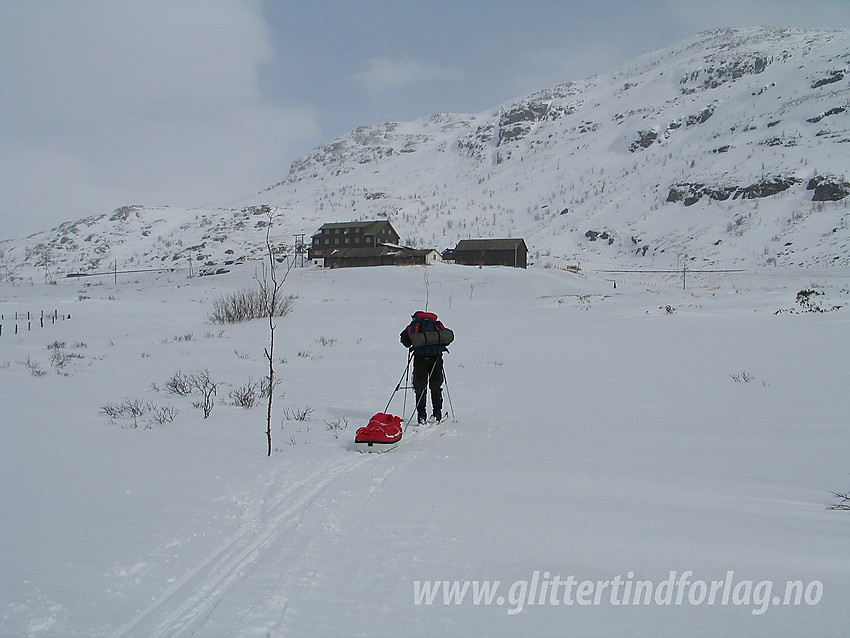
[{"xmin": 355, "ymin": 413, "xmax": 403, "ymax": 453}]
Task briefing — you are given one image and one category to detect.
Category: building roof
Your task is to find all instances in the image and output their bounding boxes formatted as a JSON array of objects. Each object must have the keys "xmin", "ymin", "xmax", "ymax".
[
  {"xmin": 327, "ymin": 246, "xmax": 438, "ymax": 259},
  {"xmin": 314, "ymin": 220, "xmax": 394, "ymax": 236},
  {"xmin": 455, "ymin": 238, "xmax": 527, "ymax": 251},
  {"xmin": 327, "ymin": 247, "xmax": 388, "ymax": 258}
]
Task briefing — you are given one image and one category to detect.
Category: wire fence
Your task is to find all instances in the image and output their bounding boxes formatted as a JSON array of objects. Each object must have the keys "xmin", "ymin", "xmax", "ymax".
[
  {"xmin": 588, "ymin": 265, "xmax": 849, "ymax": 292},
  {"xmin": 0, "ymin": 310, "xmax": 71, "ymax": 337}
]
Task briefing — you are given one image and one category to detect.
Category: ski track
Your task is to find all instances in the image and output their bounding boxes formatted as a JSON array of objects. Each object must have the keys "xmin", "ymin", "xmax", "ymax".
[{"xmin": 110, "ymin": 453, "xmax": 372, "ymax": 638}]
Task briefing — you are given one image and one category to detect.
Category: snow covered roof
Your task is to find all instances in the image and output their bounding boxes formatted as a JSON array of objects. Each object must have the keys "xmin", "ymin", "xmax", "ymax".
[
  {"xmin": 314, "ymin": 220, "xmax": 395, "ymax": 236},
  {"xmin": 455, "ymin": 238, "xmax": 527, "ymax": 251}
]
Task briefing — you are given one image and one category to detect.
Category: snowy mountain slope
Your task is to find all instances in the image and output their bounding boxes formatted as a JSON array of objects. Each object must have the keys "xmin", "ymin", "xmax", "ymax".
[
  {"xmin": 1, "ymin": 263, "xmax": 848, "ymax": 636},
  {"xmin": 2, "ymin": 26, "xmax": 849, "ymax": 282},
  {"xmin": 257, "ymin": 27, "xmax": 850, "ymax": 270}
]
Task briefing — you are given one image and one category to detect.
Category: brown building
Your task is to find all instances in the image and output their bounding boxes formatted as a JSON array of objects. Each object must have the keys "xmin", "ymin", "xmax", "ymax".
[
  {"xmin": 324, "ymin": 246, "xmax": 441, "ymax": 268},
  {"xmin": 309, "ymin": 220, "xmax": 400, "ymax": 259},
  {"xmin": 453, "ymin": 238, "xmax": 528, "ymax": 268}
]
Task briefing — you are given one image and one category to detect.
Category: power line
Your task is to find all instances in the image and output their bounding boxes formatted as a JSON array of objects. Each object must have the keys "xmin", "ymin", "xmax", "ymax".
[
  {"xmin": 594, "ymin": 269, "xmax": 745, "ymax": 273},
  {"xmin": 65, "ymin": 267, "xmax": 177, "ymax": 278}
]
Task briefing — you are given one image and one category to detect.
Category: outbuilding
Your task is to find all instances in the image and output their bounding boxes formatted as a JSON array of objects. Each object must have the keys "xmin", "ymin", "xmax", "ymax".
[
  {"xmin": 453, "ymin": 238, "xmax": 528, "ymax": 268},
  {"xmin": 324, "ymin": 246, "xmax": 441, "ymax": 268}
]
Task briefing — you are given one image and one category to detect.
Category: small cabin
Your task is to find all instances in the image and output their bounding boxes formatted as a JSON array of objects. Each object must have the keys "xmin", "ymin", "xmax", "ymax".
[{"xmin": 453, "ymin": 238, "xmax": 528, "ymax": 268}]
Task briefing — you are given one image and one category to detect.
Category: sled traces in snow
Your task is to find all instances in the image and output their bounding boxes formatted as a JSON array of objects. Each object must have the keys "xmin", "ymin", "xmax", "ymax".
[{"xmin": 109, "ymin": 454, "xmax": 371, "ymax": 638}]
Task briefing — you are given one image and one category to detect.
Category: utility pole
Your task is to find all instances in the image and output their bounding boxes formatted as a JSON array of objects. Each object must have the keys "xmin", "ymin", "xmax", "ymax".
[{"xmin": 294, "ymin": 234, "xmax": 306, "ymax": 267}]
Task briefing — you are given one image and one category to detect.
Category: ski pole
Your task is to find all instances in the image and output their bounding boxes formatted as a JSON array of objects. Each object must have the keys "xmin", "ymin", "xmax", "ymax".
[
  {"xmin": 405, "ymin": 356, "xmax": 446, "ymax": 429},
  {"xmin": 442, "ymin": 365, "xmax": 456, "ymax": 422},
  {"xmin": 402, "ymin": 349, "xmax": 413, "ymax": 420},
  {"xmin": 385, "ymin": 349, "xmax": 414, "ymax": 413},
  {"xmin": 404, "ymin": 356, "xmax": 438, "ymax": 430},
  {"xmin": 404, "ymin": 356, "xmax": 428, "ymax": 429}
]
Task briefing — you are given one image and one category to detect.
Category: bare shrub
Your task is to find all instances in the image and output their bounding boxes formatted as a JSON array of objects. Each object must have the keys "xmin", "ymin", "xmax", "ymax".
[
  {"xmin": 776, "ymin": 289, "xmax": 843, "ymax": 315},
  {"xmin": 163, "ymin": 369, "xmax": 219, "ymax": 417},
  {"xmin": 101, "ymin": 398, "xmax": 151, "ymax": 429},
  {"xmin": 151, "ymin": 404, "xmax": 179, "ymax": 425},
  {"xmin": 189, "ymin": 369, "xmax": 218, "ymax": 419},
  {"xmin": 100, "ymin": 403, "xmax": 125, "ymax": 422},
  {"xmin": 325, "ymin": 417, "xmax": 349, "ymax": 439},
  {"xmin": 122, "ymin": 398, "xmax": 150, "ymax": 428},
  {"xmin": 796, "ymin": 289, "xmax": 842, "ymax": 313},
  {"xmin": 828, "ymin": 492, "xmax": 850, "ymax": 510},
  {"xmin": 101, "ymin": 399, "xmax": 177, "ymax": 428},
  {"xmin": 21, "ymin": 356, "xmax": 47, "ymax": 377},
  {"xmin": 47, "ymin": 341, "xmax": 84, "ymax": 370},
  {"xmin": 281, "ymin": 405, "xmax": 313, "ymax": 421},
  {"xmin": 230, "ymin": 378, "xmax": 260, "ymax": 409},
  {"xmin": 208, "ymin": 285, "xmax": 296, "ymax": 324},
  {"xmin": 165, "ymin": 370, "xmax": 194, "ymax": 396}
]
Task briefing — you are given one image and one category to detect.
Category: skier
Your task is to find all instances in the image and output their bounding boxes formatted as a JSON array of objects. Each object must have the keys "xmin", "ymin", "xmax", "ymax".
[{"xmin": 400, "ymin": 311, "xmax": 451, "ymax": 425}]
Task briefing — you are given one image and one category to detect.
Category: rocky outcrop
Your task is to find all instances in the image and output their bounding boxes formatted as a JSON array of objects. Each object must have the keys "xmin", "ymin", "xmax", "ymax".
[
  {"xmin": 807, "ymin": 175, "xmax": 850, "ymax": 201},
  {"xmin": 667, "ymin": 176, "xmax": 801, "ymax": 206}
]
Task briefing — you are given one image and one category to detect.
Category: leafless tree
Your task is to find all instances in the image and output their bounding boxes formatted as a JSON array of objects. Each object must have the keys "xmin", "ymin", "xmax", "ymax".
[{"xmin": 262, "ymin": 211, "xmax": 294, "ymax": 455}]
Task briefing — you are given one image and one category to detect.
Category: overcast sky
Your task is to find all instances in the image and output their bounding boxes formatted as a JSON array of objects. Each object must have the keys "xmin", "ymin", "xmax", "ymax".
[{"xmin": 2, "ymin": 0, "xmax": 848, "ymax": 240}]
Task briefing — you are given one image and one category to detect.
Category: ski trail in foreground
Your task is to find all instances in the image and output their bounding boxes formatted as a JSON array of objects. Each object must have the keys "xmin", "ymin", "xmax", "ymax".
[{"xmin": 110, "ymin": 453, "xmax": 372, "ymax": 638}]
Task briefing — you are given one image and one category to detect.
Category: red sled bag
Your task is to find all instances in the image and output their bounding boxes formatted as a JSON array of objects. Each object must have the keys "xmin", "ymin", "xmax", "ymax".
[{"xmin": 355, "ymin": 413, "xmax": 403, "ymax": 453}]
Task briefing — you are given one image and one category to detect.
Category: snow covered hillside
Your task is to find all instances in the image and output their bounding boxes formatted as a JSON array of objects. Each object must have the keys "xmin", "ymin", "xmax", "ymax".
[
  {"xmin": 1, "ymin": 261, "xmax": 848, "ymax": 636},
  {"xmin": 2, "ymin": 27, "xmax": 849, "ymax": 282}
]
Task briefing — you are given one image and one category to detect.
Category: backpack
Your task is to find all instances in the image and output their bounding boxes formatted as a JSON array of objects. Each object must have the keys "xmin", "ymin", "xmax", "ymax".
[{"xmin": 402, "ymin": 311, "xmax": 453, "ymax": 356}]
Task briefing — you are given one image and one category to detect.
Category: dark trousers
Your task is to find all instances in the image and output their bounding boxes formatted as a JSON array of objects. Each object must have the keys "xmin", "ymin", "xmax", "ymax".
[{"xmin": 413, "ymin": 355, "xmax": 443, "ymax": 419}]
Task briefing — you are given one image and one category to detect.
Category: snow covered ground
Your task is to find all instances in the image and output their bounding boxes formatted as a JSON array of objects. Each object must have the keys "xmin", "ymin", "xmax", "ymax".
[{"xmin": 1, "ymin": 261, "xmax": 848, "ymax": 637}]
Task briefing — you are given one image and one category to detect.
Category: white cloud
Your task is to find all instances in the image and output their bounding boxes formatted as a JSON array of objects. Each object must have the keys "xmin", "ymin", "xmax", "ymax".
[
  {"xmin": 0, "ymin": 0, "xmax": 321, "ymax": 239},
  {"xmin": 509, "ymin": 45, "xmax": 626, "ymax": 96},
  {"xmin": 0, "ymin": 148, "xmax": 128, "ymax": 237},
  {"xmin": 353, "ymin": 56, "xmax": 464, "ymax": 94}
]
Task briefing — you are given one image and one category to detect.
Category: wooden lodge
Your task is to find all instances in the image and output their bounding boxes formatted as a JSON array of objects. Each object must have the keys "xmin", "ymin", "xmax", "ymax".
[
  {"xmin": 308, "ymin": 220, "xmax": 400, "ymax": 260},
  {"xmin": 323, "ymin": 246, "xmax": 441, "ymax": 269},
  {"xmin": 452, "ymin": 238, "xmax": 528, "ymax": 268}
]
